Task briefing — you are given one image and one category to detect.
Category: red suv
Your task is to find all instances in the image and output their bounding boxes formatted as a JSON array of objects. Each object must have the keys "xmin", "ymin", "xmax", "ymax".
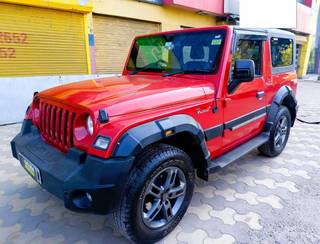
[{"xmin": 11, "ymin": 26, "xmax": 298, "ymax": 243}]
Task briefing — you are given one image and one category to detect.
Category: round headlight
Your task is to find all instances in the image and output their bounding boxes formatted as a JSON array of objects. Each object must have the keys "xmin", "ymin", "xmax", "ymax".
[{"xmin": 86, "ymin": 115, "xmax": 94, "ymax": 135}]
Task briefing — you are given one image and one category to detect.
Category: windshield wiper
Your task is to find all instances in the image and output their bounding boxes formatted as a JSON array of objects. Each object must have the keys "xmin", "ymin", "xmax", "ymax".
[
  {"xmin": 129, "ymin": 63, "xmax": 155, "ymax": 75},
  {"xmin": 162, "ymin": 70, "xmax": 185, "ymax": 77},
  {"xmin": 162, "ymin": 69, "xmax": 211, "ymax": 77},
  {"xmin": 194, "ymin": 69, "xmax": 212, "ymax": 74}
]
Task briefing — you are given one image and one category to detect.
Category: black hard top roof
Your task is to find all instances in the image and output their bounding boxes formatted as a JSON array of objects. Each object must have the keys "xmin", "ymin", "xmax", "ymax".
[{"xmin": 233, "ymin": 26, "xmax": 296, "ymax": 39}]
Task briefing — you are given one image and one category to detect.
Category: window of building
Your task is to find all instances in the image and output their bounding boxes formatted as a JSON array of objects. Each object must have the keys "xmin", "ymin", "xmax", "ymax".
[{"xmin": 271, "ymin": 37, "xmax": 293, "ymax": 67}]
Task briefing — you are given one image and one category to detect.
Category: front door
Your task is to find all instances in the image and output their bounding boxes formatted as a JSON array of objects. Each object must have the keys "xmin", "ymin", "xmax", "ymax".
[{"xmin": 222, "ymin": 36, "xmax": 267, "ymax": 152}]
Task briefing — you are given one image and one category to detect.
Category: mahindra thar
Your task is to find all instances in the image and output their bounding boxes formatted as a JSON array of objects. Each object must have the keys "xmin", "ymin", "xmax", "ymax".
[{"xmin": 11, "ymin": 26, "xmax": 298, "ymax": 243}]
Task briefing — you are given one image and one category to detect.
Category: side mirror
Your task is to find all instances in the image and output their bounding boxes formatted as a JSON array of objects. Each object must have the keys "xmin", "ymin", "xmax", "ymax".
[{"xmin": 233, "ymin": 59, "xmax": 255, "ymax": 83}]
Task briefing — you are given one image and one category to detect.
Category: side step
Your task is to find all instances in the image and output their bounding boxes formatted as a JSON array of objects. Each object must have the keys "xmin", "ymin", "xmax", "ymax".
[{"xmin": 207, "ymin": 133, "xmax": 269, "ymax": 173}]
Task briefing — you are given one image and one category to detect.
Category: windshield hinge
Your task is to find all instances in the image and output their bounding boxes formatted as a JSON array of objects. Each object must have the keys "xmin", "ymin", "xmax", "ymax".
[
  {"xmin": 212, "ymin": 105, "xmax": 218, "ymax": 113},
  {"xmin": 212, "ymin": 96, "xmax": 218, "ymax": 113}
]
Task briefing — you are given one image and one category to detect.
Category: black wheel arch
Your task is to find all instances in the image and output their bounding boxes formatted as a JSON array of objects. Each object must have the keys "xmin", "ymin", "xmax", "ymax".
[
  {"xmin": 112, "ymin": 114, "xmax": 210, "ymax": 180},
  {"xmin": 264, "ymin": 85, "xmax": 298, "ymax": 133}
]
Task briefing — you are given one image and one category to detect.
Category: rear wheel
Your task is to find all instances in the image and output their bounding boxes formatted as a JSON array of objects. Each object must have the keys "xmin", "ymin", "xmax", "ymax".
[
  {"xmin": 113, "ymin": 144, "xmax": 194, "ymax": 243},
  {"xmin": 259, "ymin": 105, "xmax": 291, "ymax": 157}
]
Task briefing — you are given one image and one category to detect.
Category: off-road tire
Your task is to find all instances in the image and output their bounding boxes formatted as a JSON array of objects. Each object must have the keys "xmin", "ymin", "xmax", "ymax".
[
  {"xmin": 113, "ymin": 144, "xmax": 195, "ymax": 243},
  {"xmin": 259, "ymin": 105, "xmax": 291, "ymax": 157}
]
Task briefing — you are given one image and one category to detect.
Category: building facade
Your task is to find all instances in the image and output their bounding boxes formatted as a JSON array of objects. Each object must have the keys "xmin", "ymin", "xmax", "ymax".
[
  {"xmin": 314, "ymin": 8, "xmax": 320, "ymax": 74},
  {"xmin": 0, "ymin": 0, "xmax": 96, "ymax": 124},
  {"xmin": 293, "ymin": 0, "xmax": 320, "ymax": 77},
  {"xmin": 90, "ymin": 0, "xmax": 225, "ymax": 74}
]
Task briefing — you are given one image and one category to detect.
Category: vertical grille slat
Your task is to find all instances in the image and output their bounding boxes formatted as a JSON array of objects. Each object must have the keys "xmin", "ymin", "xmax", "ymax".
[
  {"xmin": 71, "ymin": 113, "xmax": 76, "ymax": 146},
  {"xmin": 45, "ymin": 104, "xmax": 50, "ymax": 136},
  {"xmin": 55, "ymin": 107, "xmax": 60, "ymax": 143},
  {"xmin": 43, "ymin": 103, "xmax": 47, "ymax": 135},
  {"xmin": 48, "ymin": 105, "xmax": 51, "ymax": 137},
  {"xmin": 58, "ymin": 108, "xmax": 63, "ymax": 144},
  {"xmin": 66, "ymin": 112, "xmax": 72, "ymax": 148},
  {"xmin": 50, "ymin": 106, "xmax": 55, "ymax": 138},
  {"xmin": 60, "ymin": 110, "xmax": 67, "ymax": 148},
  {"xmin": 64, "ymin": 111, "xmax": 69, "ymax": 149},
  {"xmin": 40, "ymin": 102, "xmax": 45, "ymax": 133},
  {"xmin": 39, "ymin": 100, "xmax": 76, "ymax": 152}
]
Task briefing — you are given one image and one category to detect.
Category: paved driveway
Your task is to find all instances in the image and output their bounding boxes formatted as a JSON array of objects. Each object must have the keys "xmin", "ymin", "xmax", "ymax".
[{"xmin": 0, "ymin": 81, "xmax": 319, "ymax": 244}]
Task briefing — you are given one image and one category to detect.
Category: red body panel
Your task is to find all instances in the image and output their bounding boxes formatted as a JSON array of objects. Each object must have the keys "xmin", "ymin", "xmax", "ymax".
[
  {"xmin": 28, "ymin": 25, "xmax": 297, "ymax": 160},
  {"xmin": 218, "ymin": 41, "xmax": 268, "ymax": 156}
]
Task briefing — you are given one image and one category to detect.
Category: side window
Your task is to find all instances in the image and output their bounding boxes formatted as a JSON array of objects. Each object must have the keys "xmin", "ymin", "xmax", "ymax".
[
  {"xmin": 271, "ymin": 37, "xmax": 293, "ymax": 67},
  {"xmin": 232, "ymin": 39, "xmax": 262, "ymax": 76}
]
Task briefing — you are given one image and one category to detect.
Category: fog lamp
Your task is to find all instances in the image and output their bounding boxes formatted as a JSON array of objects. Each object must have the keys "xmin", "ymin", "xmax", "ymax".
[{"xmin": 94, "ymin": 136, "xmax": 111, "ymax": 150}]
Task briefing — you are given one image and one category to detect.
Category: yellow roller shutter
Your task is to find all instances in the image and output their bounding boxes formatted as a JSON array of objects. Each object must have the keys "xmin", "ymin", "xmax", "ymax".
[
  {"xmin": 93, "ymin": 15, "xmax": 160, "ymax": 74},
  {"xmin": 0, "ymin": 3, "xmax": 88, "ymax": 77}
]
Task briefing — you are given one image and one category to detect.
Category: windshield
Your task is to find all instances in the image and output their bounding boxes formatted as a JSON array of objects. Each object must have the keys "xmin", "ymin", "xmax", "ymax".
[{"xmin": 127, "ymin": 30, "xmax": 226, "ymax": 75}]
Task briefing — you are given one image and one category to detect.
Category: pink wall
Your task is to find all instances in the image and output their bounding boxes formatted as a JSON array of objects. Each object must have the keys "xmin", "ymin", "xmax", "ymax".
[
  {"xmin": 304, "ymin": 0, "xmax": 313, "ymax": 7},
  {"xmin": 163, "ymin": 0, "xmax": 224, "ymax": 15}
]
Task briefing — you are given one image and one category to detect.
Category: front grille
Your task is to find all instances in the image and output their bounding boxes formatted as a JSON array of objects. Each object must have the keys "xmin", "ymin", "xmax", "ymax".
[{"xmin": 39, "ymin": 100, "xmax": 76, "ymax": 151}]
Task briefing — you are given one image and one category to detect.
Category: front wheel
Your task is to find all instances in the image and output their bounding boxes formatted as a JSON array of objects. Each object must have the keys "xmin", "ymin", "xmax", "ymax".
[
  {"xmin": 113, "ymin": 144, "xmax": 194, "ymax": 243},
  {"xmin": 259, "ymin": 105, "xmax": 291, "ymax": 157}
]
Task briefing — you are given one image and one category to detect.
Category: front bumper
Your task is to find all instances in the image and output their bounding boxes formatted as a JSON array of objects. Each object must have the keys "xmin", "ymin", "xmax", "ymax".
[{"xmin": 11, "ymin": 120, "xmax": 134, "ymax": 214}]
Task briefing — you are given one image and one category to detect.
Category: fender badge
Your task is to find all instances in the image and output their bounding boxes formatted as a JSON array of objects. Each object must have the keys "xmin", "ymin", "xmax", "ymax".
[{"xmin": 197, "ymin": 106, "xmax": 211, "ymax": 114}]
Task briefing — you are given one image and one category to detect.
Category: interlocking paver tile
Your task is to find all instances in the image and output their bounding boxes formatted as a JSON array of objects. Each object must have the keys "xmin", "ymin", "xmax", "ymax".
[
  {"xmin": 187, "ymin": 203, "xmax": 212, "ymax": 221},
  {"xmin": 204, "ymin": 234, "xmax": 235, "ymax": 244},
  {"xmin": 194, "ymin": 185, "xmax": 216, "ymax": 198},
  {"xmin": 215, "ymin": 188, "xmax": 237, "ymax": 201},
  {"xmin": 177, "ymin": 229, "xmax": 208, "ymax": 243},
  {"xmin": 209, "ymin": 207, "xmax": 236, "ymax": 225},
  {"xmin": 233, "ymin": 212, "xmax": 262, "ymax": 230}
]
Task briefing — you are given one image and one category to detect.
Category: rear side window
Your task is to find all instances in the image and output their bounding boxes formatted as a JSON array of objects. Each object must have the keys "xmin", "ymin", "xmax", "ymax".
[{"xmin": 271, "ymin": 38, "xmax": 293, "ymax": 67}]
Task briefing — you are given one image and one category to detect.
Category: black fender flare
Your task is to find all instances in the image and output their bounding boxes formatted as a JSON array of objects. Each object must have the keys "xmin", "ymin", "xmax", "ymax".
[
  {"xmin": 112, "ymin": 114, "xmax": 210, "ymax": 161},
  {"xmin": 264, "ymin": 85, "xmax": 298, "ymax": 132}
]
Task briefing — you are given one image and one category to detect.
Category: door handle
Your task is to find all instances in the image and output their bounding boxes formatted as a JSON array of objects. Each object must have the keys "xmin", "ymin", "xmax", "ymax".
[{"xmin": 256, "ymin": 91, "xmax": 265, "ymax": 99}]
